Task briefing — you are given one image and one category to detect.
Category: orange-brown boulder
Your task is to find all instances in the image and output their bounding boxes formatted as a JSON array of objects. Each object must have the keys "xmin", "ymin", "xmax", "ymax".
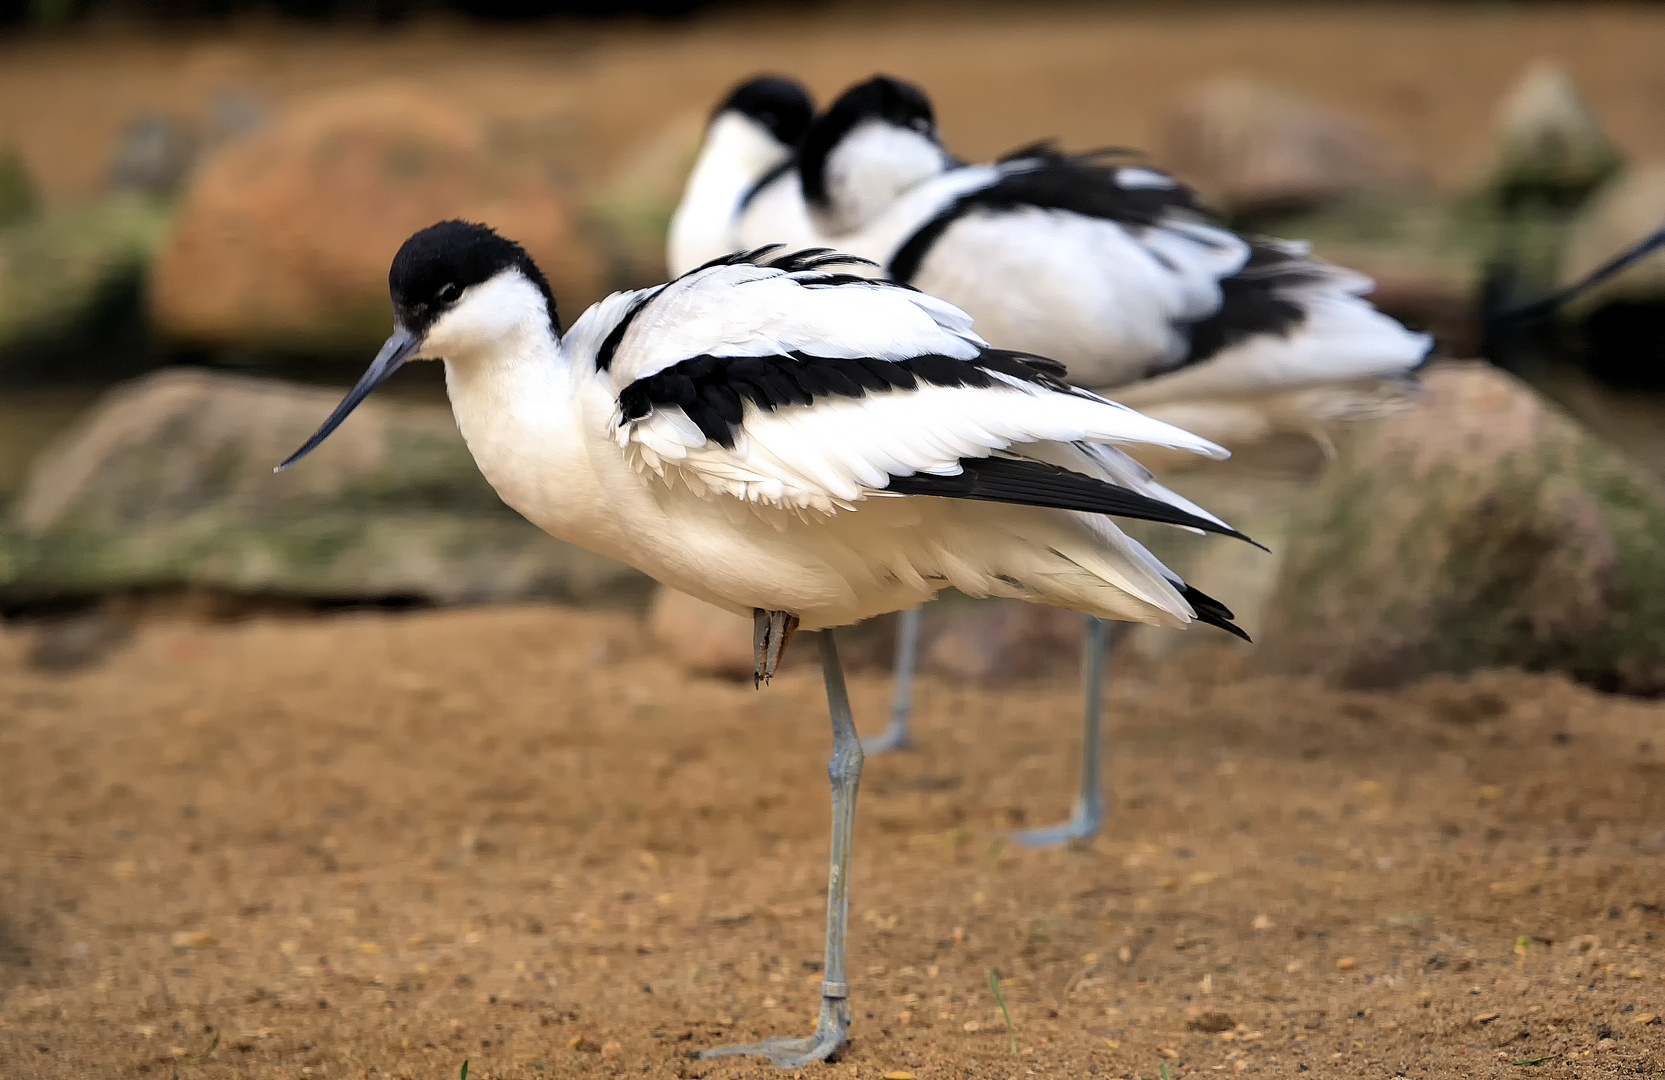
[{"xmin": 150, "ymin": 85, "xmax": 601, "ymax": 354}]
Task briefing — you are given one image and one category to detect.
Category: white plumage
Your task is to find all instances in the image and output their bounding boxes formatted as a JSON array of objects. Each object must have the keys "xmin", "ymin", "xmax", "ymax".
[
  {"xmin": 470, "ymin": 249, "xmax": 1236, "ymax": 631},
  {"xmin": 282, "ymin": 226, "xmax": 1247, "ymax": 637},
  {"xmin": 278, "ymin": 221, "xmax": 1252, "ymax": 1068},
  {"xmin": 670, "ymin": 75, "xmax": 1431, "ymax": 445},
  {"xmin": 668, "ymin": 73, "xmax": 1430, "ymax": 846}
]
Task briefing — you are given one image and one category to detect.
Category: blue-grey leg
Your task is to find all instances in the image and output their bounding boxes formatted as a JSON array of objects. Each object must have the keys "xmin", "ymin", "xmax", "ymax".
[
  {"xmin": 862, "ymin": 605, "xmax": 922, "ymax": 754},
  {"xmin": 1014, "ymin": 614, "xmax": 1115, "ymax": 847},
  {"xmin": 696, "ymin": 628, "xmax": 864, "ymax": 1067}
]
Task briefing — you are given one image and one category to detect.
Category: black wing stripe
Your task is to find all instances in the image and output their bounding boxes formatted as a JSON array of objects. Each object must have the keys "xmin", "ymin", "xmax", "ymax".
[
  {"xmin": 884, "ymin": 456, "xmax": 1262, "ymax": 548},
  {"xmin": 889, "ymin": 154, "xmax": 1214, "ymax": 284},
  {"xmin": 594, "ymin": 287, "xmax": 662, "ymax": 373},
  {"xmin": 617, "ymin": 348, "xmax": 1076, "ymax": 449},
  {"xmin": 1181, "ymin": 241, "xmax": 1322, "ymax": 365}
]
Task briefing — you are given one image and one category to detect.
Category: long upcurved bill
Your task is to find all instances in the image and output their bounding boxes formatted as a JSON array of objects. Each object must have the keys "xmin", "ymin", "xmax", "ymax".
[{"xmin": 275, "ymin": 327, "xmax": 423, "ymax": 472}]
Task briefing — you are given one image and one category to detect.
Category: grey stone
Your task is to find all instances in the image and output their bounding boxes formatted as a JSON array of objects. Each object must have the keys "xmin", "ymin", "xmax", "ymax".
[
  {"xmin": 1164, "ymin": 78, "xmax": 1423, "ymax": 218},
  {"xmin": 1, "ymin": 368, "xmax": 649, "ymax": 607}
]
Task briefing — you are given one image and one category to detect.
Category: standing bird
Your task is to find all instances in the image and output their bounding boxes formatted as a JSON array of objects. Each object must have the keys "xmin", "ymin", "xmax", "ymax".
[
  {"xmin": 667, "ymin": 74, "xmax": 817, "ymax": 278},
  {"xmin": 279, "ymin": 221, "xmax": 1253, "ymax": 1066},
  {"xmin": 671, "ymin": 74, "xmax": 1431, "ymax": 844}
]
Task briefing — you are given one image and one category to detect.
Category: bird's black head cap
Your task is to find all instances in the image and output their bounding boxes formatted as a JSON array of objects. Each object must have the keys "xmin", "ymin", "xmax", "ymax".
[
  {"xmin": 716, "ymin": 75, "xmax": 815, "ymax": 149},
  {"xmin": 800, "ymin": 75, "xmax": 937, "ymax": 206},
  {"xmin": 390, "ymin": 219, "xmax": 558, "ymax": 336}
]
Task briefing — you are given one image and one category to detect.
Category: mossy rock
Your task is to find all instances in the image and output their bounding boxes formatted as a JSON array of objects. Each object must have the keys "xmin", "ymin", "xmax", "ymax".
[
  {"xmin": 0, "ymin": 199, "xmax": 171, "ymax": 360},
  {"xmin": 1259, "ymin": 362, "xmax": 1665, "ymax": 692},
  {"xmin": 2, "ymin": 368, "xmax": 649, "ymax": 606}
]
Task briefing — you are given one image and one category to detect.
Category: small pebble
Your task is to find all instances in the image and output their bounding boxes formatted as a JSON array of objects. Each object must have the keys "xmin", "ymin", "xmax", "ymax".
[
  {"xmin": 1336, "ymin": 957, "xmax": 1356, "ymax": 971},
  {"xmin": 1472, "ymin": 1012, "xmax": 1500, "ymax": 1025}
]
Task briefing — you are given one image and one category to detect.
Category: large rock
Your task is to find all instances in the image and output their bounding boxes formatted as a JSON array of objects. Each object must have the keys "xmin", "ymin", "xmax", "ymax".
[
  {"xmin": 149, "ymin": 85, "xmax": 602, "ymax": 354},
  {"xmin": 1258, "ymin": 362, "xmax": 1665, "ymax": 693},
  {"xmin": 1, "ymin": 368, "xmax": 647, "ymax": 606},
  {"xmin": 0, "ymin": 200, "xmax": 172, "ymax": 367},
  {"xmin": 1476, "ymin": 62, "xmax": 1621, "ymax": 212},
  {"xmin": 1163, "ymin": 79, "xmax": 1422, "ymax": 218}
]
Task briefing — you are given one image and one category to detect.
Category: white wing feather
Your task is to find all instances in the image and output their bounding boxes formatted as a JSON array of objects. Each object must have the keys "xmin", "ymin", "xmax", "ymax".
[{"xmin": 569, "ymin": 259, "xmax": 1230, "ymax": 516}]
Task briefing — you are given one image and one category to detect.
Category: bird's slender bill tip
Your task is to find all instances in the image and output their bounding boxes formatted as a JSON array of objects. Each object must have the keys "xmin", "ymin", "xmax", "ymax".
[{"xmin": 275, "ymin": 326, "xmax": 422, "ymax": 471}]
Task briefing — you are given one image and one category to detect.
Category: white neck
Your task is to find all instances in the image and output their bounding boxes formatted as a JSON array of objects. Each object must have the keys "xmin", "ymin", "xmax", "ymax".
[
  {"xmin": 440, "ymin": 309, "xmax": 589, "ymax": 529},
  {"xmin": 814, "ymin": 119, "xmax": 953, "ymax": 236},
  {"xmin": 667, "ymin": 112, "xmax": 792, "ymax": 275}
]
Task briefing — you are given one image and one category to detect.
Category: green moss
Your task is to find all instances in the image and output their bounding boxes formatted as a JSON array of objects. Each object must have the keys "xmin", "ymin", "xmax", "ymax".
[
  {"xmin": 1265, "ymin": 370, "xmax": 1665, "ymax": 692},
  {"xmin": 0, "ymin": 199, "xmax": 172, "ymax": 350}
]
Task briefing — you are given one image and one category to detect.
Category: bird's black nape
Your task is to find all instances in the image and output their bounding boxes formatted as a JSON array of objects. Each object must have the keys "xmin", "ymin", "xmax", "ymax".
[
  {"xmin": 716, "ymin": 75, "xmax": 815, "ymax": 149},
  {"xmin": 390, "ymin": 220, "xmax": 558, "ymax": 337},
  {"xmin": 800, "ymin": 74, "xmax": 937, "ymax": 207}
]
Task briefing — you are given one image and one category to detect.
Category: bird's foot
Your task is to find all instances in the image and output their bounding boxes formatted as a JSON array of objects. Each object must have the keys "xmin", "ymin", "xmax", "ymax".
[
  {"xmin": 1013, "ymin": 802, "xmax": 1104, "ymax": 848},
  {"xmin": 752, "ymin": 609, "xmax": 801, "ymax": 687},
  {"xmin": 694, "ymin": 992, "xmax": 848, "ymax": 1067},
  {"xmin": 859, "ymin": 723, "xmax": 912, "ymax": 755}
]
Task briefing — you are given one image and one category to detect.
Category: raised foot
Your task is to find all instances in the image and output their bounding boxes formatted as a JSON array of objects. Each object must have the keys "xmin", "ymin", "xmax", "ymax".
[
  {"xmin": 859, "ymin": 724, "xmax": 912, "ymax": 755},
  {"xmin": 1013, "ymin": 804, "xmax": 1103, "ymax": 848}
]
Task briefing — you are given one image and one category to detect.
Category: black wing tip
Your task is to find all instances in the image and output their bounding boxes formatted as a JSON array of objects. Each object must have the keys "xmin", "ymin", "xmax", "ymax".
[
  {"xmin": 884, "ymin": 455, "xmax": 1264, "ymax": 549},
  {"xmin": 1180, "ymin": 583, "xmax": 1251, "ymax": 642}
]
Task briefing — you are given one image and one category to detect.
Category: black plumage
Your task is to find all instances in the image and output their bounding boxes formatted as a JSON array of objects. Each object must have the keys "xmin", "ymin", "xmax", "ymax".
[
  {"xmin": 594, "ymin": 287, "xmax": 662, "ymax": 372},
  {"xmin": 1177, "ymin": 583, "xmax": 1252, "ymax": 642},
  {"xmin": 799, "ymin": 76, "xmax": 938, "ymax": 211},
  {"xmin": 1181, "ymin": 241, "xmax": 1326, "ymax": 365},
  {"xmin": 888, "ymin": 151, "xmax": 1216, "ymax": 285},
  {"xmin": 616, "ymin": 347, "xmax": 1074, "ymax": 448},
  {"xmin": 883, "ymin": 455, "xmax": 1259, "ymax": 548}
]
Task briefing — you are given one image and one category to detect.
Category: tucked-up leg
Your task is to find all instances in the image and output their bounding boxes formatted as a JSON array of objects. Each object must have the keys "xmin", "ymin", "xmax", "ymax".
[
  {"xmin": 862, "ymin": 606, "xmax": 922, "ymax": 754},
  {"xmin": 696, "ymin": 629, "xmax": 865, "ymax": 1067},
  {"xmin": 1015, "ymin": 614, "xmax": 1115, "ymax": 847},
  {"xmin": 753, "ymin": 608, "xmax": 801, "ymax": 686}
]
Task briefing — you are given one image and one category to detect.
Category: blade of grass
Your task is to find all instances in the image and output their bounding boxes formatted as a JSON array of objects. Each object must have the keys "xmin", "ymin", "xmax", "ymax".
[
  {"xmin": 988, "ymin": 969, "xmax": 1017, "ymax": 1053},
  {"xmin": 1512, "ymin": 1055, "xmax": 1560, "ymax": 1066},
  {"xmin": 460, "ymin": 1060, "xmax": 469, "ymax": 1080},
  {"xmin": 1161, "ymin": 1065, "xmax": 1172, "ymax": 1080}
]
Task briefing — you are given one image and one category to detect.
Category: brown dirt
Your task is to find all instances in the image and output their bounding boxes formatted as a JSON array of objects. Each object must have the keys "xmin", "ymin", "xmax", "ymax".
[{"xmin": 2, "ymin": 603, "xmax": 1664, "ymax": 1078}]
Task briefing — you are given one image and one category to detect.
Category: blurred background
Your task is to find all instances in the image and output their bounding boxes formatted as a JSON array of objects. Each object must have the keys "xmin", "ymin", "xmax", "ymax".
[{"xmin": 4, "ymin": 0, "xmax": 1665, "ymax": 672}]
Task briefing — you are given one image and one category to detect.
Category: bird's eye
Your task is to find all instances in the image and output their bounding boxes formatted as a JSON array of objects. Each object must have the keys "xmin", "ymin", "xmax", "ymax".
[
  {"xmin": 436, "ymin": 282, "xmax": 460, "ymax": 303},
  {"xmin": 909, "ymin": 118, "xmax": 931, "ymax": 132}
]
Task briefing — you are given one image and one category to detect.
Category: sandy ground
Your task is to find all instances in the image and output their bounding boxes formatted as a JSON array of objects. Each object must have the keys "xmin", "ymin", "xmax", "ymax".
[
  {"xmin": 3, "ymin": 3, "xmax": 1665, "ymax": 208},
  {"xmin": 2, "ymin": 604, "xmax": 1664, "ymax": 1078}
]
